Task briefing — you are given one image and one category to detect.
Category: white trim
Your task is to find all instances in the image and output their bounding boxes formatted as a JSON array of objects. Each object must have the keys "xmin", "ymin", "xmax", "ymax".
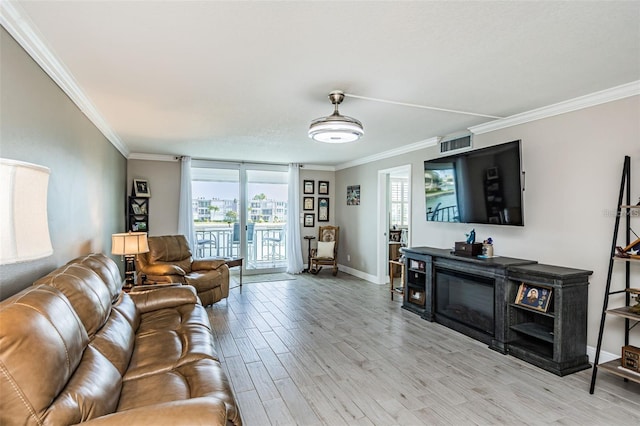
[
  {"xmin": 587, "ymin": 345, "xmax": 618, "ymax": 365},
  {"xmin": 0, "ymin": 1, "xmax": 129, "ymax": 158},
  {"xmin": 337, "ymin": 263, "xmax": 381, "ymax": 284},
  {"xmin": 469, "ymin": 81, "xmax": 640, "ymax": 135},
  {"xmin": 128, "ymin": 153, "xmax": 178, "ymax": 162},
  {"xmin": 304, "ymin": 164, "xmax": 336, "ymax": 171},
  {"xmin": 336, "ymin": 137, "xmax": 440, "ymax": 170}
]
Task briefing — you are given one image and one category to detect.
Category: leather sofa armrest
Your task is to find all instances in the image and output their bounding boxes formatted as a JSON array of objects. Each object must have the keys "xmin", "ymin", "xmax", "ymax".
[
  {"xmin": 192, "ymin": 259, "xmax": 227, "ymax": 271},
  {"xmin": 128, "ymin": 285, "xmax": 199, "ymax": 313},
  {"xmin": 77, "ymin": 398, "xmax": 227, "ymax": 425},
  {"xmin": 140, "ymin": 264, "xmax": 186, "ymax": 276},
  {"xmin": 130, "ymin": 283, "xmax": 181, "ymax": 292}
]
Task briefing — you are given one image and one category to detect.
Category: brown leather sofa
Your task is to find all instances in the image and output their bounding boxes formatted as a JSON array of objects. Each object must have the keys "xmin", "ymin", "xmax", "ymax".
[
  {"xmin": 136, "ymin": 235, "xmax": 229, "ymax": 306},
  {"xmin": 0, "ymin": 253, "xmax": 241, "ymax": 425}
]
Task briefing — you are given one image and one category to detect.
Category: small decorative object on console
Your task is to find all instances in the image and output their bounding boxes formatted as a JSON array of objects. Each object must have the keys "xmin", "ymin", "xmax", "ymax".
[
  {"xmin": 454, "ymin": 241, "xmax": 483, "ymax": 257},
  {"xmin": 466, "ymin": 229, "xmax": 476, "ymax": 244},
  {"xmin": 622, "ymin": 345, "xmax": 640, "ymax": 372}
]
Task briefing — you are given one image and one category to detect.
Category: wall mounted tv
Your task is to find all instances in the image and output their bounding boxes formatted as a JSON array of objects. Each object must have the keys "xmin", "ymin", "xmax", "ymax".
[{"xmin": 424, "ymin": 140, "xmax": 524, "ymax": 226}]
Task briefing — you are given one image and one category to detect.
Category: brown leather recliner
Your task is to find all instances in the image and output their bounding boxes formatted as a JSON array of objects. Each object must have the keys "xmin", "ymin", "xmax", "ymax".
[{"xmin": 136, "ymin": 235, "xmax": 229, "ymax": 306}]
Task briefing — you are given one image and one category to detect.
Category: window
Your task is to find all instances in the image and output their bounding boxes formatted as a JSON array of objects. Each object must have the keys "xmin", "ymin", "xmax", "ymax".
[{"xmin": 390, "ymin": 177, "xmax": 409, "ymax": 227}]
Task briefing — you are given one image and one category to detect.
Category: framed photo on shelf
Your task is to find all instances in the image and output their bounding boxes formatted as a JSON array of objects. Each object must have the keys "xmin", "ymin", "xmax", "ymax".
[
  {"xmin": 486, "ymin": 167, "xmax": 499, "ymax": 180},
  {"xmin": 133, "ymin": 179, "xmax": 151, "ymax": 197},
  {"xmin": 304, "ymin": 213, "xmax": 315, "ymax": 227},
  {"xmin": 515, "ymin": 283, "xmax": 553, "ymax": 312},
  {"xmin": 132, "ymin": 221, "xmax": 147, "ymax": 232},
  {"xmin": 303, "ymin": 180, "xmax": 315, "ymax": 195},
  {"xmin": 303, "ymin": 197, "xmax": 314, "ymax": 211},
  {"xmin": 318, "ymin": 197, "xmax": 329, "ymax": 221},
  {"xmin": 318, "ymin": 181, "xmax": 329, "ymax": 195}
]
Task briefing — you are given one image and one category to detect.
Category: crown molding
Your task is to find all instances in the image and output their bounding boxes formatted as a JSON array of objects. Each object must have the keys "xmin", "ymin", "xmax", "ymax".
[
  {"xmin": 128, "ymin": 153, "xmax": 178, "ymax": 162},
  {"xmin": 0, "ymin": 1, "xmax": 129, "ymax": 158},
  {"xmin": 469, "ymin": 80, "xmax": 640, "ymax": 135},
  {"xmin": 303, "ymin": 164, "xmax": 336, "ymax": 171},
  {"xmin": 335, "ymin": 137, "xmax": 440, "ymax": 170}
]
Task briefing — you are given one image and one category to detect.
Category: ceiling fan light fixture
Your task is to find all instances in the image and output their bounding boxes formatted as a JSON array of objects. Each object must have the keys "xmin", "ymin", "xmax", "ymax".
[{"xmin": 308, "ymin": 90, "xmax": 364, "ymax": 143}]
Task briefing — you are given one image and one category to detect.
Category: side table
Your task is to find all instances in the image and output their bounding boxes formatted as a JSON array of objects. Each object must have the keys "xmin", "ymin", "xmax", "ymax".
[
  {"xmin": 224, "ymin": 257, "xmax": 243, "ymax": 287},
  {"xmin": 303, "ymin": 236, "xmax": 316, "ymax": 273}
]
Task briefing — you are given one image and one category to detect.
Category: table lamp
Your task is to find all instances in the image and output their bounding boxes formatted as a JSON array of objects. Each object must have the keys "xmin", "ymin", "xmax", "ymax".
[{"xmin": 111, "ymin": 232, "xmax": 149, "ymax": 288}]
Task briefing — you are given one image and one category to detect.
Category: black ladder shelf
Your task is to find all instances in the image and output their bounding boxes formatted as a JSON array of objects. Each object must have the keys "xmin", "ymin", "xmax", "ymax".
[{"xmin": 589, "ymin": 155, "xmax": 640, "ymax": 394}]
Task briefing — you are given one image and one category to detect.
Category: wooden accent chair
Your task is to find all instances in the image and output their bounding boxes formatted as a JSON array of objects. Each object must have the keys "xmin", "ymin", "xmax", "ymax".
[{"xmin": 309, "ymin": 225, "xmax": 339, "ymax": 276}]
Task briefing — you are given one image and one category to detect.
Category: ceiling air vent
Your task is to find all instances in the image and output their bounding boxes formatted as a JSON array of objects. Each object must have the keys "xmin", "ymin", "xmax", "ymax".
[{"xmin": 439, "ymin": 134, "xmax": 472, "ymax": 155}]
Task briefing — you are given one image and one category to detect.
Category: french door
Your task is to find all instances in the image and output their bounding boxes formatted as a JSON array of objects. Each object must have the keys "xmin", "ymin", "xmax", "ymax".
[{"xmin": 191, "ymin": 161, "xmax": 288, "ymax": 273}]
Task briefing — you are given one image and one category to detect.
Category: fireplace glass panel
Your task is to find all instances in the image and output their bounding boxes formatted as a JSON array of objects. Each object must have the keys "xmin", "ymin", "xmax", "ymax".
[{"xmin": 435, "ymin": 269, "xmax": 495, "ymax": 335}]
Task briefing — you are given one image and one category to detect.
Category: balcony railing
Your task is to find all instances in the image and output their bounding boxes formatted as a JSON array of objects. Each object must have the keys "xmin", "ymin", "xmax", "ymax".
[{"xmin": 194, "ymin": 223, "xmax": 286, "ymax": 269}]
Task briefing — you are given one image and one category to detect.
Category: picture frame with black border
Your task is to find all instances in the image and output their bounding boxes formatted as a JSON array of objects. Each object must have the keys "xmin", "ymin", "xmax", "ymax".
[
  {"xmin": 303, "ymin": 180, "xmax": 315, "ymax": 194},
  {"xmin": 133, "ymin": 179, "xmax": 151, "ymax": 197},
  {"xmin": 318, "ymin": 181, "xmax": 329, "ymax": 195},
  {"xmin": 486, "ymin": 167, "xmax": 499, "ymax": 180},
  {"xmin": 514, "ymin": 282, "xmax": 553, "ymax": 312},
  {"xmin": 303, "ymin": 197, "xmax": 314, "ymax": 211},
  {"xmin": 304, "ymin": 213, "xmax": 315, "ymax": 227},
  {"xmin": 318, "ymin": 197, "xmax": 329, "ymax": 222}
]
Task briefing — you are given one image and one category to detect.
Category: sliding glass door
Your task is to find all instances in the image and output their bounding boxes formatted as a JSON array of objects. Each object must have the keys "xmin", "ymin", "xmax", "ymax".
[{"xmin": 191, "ymin": 161, "xmax": 288, "ymax": 273}]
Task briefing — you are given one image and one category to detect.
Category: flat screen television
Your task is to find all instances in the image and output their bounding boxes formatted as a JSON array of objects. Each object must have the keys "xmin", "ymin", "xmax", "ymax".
[{"xmin": 424, "ymin": 140, "xmax": 524, "ymax": 226}]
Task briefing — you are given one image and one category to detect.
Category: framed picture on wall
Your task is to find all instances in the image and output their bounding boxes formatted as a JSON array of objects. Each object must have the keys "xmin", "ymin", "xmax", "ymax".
[
  {"xmin": 304, "ymin": 213, "xmax": 315, "ymax": 227},
  {"xmin": 318, "ymin": 197, "xmax": 329, "ymax": 222},
  {"xmin": 303, "ymin": 180, "xmax": 315, "ymax": 194},
  {"xmin": 133, "ymin": 179, "xmax": 151, "ymax": 197},
  {"xmin": 303, "ymin": 197, "xmax": 314, "ymax": 211},
  {"xmin": 347, "ymin": 185, "xmax": 360, "ymax": 205},
  {"xmin": 318, "ymin": 181, "xmax": 329, "ymax": 195}
]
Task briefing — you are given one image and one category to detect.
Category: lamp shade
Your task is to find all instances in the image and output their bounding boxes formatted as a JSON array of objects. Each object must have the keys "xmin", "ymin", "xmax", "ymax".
[
  {"xmin": 111, "ymin": 232, "xmax": 149, "ymax": 255},
  {"xmin": 0, "ymin": 158, "xmax": 53, "ymax": 264}
]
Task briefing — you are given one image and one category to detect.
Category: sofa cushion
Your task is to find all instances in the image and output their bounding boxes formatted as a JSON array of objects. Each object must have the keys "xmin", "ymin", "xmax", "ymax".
[
  {"xmin": 0, "ymin": 285, "xmax": 88, "ymax": 425},
  {"xmin": 125, "ymin": 303, "xmax": 219, "ymax": 380},
  {"xmin": 67, "ymin": 253, "xmax": 123, "ymax": 302},
  {"xmin": 119, "ymin": 358, "xmax": 240, "ymax": 425},
  {"xmin": 34, "ymin": 263, "xmax": 113, "ymax": 337},
  {"xmin": 90, "ymin": 307, "xmax": 136, "ymax": 376},
  {"xmin": 44, "ymin": 346, "xmax": 122, "ymax": 424}
]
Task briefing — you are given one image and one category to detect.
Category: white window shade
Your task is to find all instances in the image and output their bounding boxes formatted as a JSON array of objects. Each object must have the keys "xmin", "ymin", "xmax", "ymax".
[{"xmin": 0, "ymin": 158, "xmax": 53, "ymax": 264}]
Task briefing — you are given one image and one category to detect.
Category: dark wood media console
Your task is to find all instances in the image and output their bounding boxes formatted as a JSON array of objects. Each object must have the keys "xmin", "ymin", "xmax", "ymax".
[{"xmin": 401, "ymin": 247, "xmax": 592, "ymax": 376}]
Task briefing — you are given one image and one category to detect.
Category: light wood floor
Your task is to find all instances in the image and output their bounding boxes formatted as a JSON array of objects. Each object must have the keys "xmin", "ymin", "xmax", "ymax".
[{"xmin": 207, "ymin": 272, "xmax": 640, "ymax": 425}]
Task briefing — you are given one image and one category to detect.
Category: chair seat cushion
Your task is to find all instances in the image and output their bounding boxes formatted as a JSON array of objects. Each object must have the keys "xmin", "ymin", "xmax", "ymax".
[
  {"xmin": 316, "ymin": 241, "xmax": 335, "ymax": 259},
  {"xmin": 185, "ymin": 270, "xmax": 224, "ymax": 292}
]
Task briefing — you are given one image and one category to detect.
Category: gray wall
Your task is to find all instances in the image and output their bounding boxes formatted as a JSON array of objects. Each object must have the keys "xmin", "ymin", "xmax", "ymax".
[
  {"xmin": 336, "ymin": 95, "xmax": 640, "ymax": 354},
  {"xmin": 127, "ymin": 159, "xmax": 181, "ymax": 236},
  {"xmin": 0, "ymin": 28, "xmax": 127, "ymax": 299}
]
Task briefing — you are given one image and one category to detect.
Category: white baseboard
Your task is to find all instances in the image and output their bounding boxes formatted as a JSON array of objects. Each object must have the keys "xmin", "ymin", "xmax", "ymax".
[
  {"xmin": 587, "ymin": 346, "xmax": 618, "ymax": 364},
  {"xmin": 337, "ymin": 264, "xmax": 382, "ymax": 284}
]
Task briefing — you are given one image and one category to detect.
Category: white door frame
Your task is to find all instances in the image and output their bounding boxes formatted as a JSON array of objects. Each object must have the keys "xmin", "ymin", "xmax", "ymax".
[{"xmin": 376, "ymin": 164, "xmax": 412, "ymax": 285}]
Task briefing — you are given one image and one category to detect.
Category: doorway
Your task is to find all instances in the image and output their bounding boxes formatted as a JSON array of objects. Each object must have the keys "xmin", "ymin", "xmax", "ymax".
[{"xmin": 376, "ymin": 165, "xmax": 411, "ymax": 284}]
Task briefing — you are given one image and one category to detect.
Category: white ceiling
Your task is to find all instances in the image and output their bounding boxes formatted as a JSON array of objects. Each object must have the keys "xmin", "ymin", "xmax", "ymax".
[{"xmin": 4, "ymin": 1, "xmax": 640, "ymax": 166}]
